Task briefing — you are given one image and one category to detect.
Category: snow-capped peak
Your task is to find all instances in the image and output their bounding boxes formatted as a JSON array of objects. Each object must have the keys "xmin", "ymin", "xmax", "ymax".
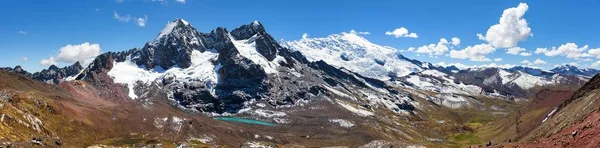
[
  {"xmin": 252, "ymin": 20, "xmax": 260, "ymax": 26},
  {"xmin": 281, "ymin": 31, "xmax": 423, "ymax": 80},
  {"xmin": 155, "ymin": 19, "xmax": 193, "ymax": 40}
]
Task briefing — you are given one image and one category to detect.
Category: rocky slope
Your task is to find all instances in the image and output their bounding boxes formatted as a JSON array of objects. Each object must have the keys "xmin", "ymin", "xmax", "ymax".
[{"xmin": 0, "ymin": 62, "xmax": 83, "ymax": 84}]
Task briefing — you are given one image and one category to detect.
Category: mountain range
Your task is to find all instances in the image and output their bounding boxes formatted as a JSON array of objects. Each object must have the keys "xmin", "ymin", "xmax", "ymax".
[{"xmin": 1, "ymin": 19, "xmax": 600, "ymax": 147}]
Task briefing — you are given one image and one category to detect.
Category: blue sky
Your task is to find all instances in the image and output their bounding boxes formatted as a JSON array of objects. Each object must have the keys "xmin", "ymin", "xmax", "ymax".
[{"xmin": 2, "ymin": 0, "xmax": 600, "ymax": 72}]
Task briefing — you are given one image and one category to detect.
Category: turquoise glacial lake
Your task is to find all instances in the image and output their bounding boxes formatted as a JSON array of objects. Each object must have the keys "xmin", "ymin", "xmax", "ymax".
[{"xmin": 214, "ymin": 117, "xmax": 276, "ymax": 127}]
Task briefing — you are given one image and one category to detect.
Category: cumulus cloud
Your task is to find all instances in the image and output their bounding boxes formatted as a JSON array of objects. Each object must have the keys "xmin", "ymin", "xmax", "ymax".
[
  {"xmin": 478, "ymin": 3, "xmax": 532, "ymax": 48},
  {"xmin": 175, "ymin": 0, "xmax": 185, "ymax": 3},
  {"xmin": 414, "ymin": 38, "xmax": 451, "ymax": 56},
  {"xmin": 587, "ymin": 48, "xmax": 600, "ymax": 58},
  {"xmin": 506, "ymin": 47, "xmax": 526, "ymax": 55},
  {"xmin": 451, "ymin": 37, "xmax": 460, "ymax": 46},
  {"xmin": 385, "ymin": 27, "xmax": 418, "ymax": 38},
  {"xmin": 519, "ymin": 52, "xmax": 532, "ymax": 56},
  {"xmin": 534, "ymin": 43, "xmax": 590, "ymax": 59},
  {"xmin": 494, "ymin": 58, "xmax": 502, "ymax": 62},
  {"xmin": 113, "ymin": 10, "xmax": 147, "ymax": 27},
  {"xmin": 40, "ymin": 42, "xmax": 101, "ymax": 66},
  {"xmin": 449, "ymin": 44, "xmax": 496, "ymax": 62},
  {"xmin": 358, "ymin": 31, "xmax": 370, "ymax": 35},
  {"xmin": 40, "ymin": 57, "xmax": 57, "ymax": 66}
]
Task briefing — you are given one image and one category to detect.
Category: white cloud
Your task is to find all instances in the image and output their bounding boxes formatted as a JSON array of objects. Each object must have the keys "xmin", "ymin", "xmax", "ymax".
[
  {"xmin": 113, "ymin": 10, "xmax": 132, "ymax": 22},
  {"xmin": 519, "ymin": 52, "xmax": 532, "ymax": 56},
  {"xmin": 385, "ymin": 27, "xmax": 418, "ymax": 38},
  {"xmin": 41, "ymin": 42, "xmax": 101, "ymax": 66},
  {"xmin": 494, "ymin": 58, "xmax": 502, "ymax": 62},
  {"xmin": 414, "ymin": 38, "xmax": 450, "ymax": 55},
  {"xmin": 302, "ymin": 33, "xmax": 309, "ymax": 39},
  {"xmin": 478, "ymin": 63, "xmax": 516, "ymax": 68},
  {"xmin": 22, "ymin": 57, "xmax": 28, "ymax": 62},
  {"xmin": 137, "ymin": 15, "xmax": 148, "ymax": 27},
  {"xmin": 476, "ymin": 33, "xmax": 485, "ymax": 40},
  {"xmin": 407, "ymin": 47, "xmax": 416, "ymax": 52},
  {"xmin": 533, "ymin": 59, "xmax": 547, "ymax": 65},
  {"xmin": 521, "ymin": 58, "xmax": 546, "ymax": 66},
  {"xmin": 534, "ymin": 43, "xmax": 590, "ymax": 59},
  {"xmin": 587, "ymin": 48, "xmax": 600, "ymax": 58},
  {"xmin": 114, "ymin": 10, "xmax": 148, "ymax": 27},
  {"xmin": 175, "ymin": 0, "xmax": 185, "ymax": 3},
  {"xmin": 449, "ymin": 44, "xmax": 496, "ymax": 62},
  {"xmin": 479, "ymin": 3, "xmax": 532, "ymax": 48},
  {"xmin": 40, "ymin": 57, "xmax": 57, "ymax": 66},
  {"xmin": 17, "ymin": 31, "xmax": 27, "ymax": 35},
  {"xmin": 150, "ymin": 0, "xmax": 168, "ymax": 5},
  {"xmin": 506, "ymin": 47, "xmax": 526, "ymax": 55},
  {"xmin": 451, "ymin": 37, "xmax": 460, "ymax": 46},
  {"xmin": 349, "ymin": 30, "xmax": 370, "ymax": 35},
  {"xmin": 592, "ymin": 61, "xmax": 600, "ymax": 68}
]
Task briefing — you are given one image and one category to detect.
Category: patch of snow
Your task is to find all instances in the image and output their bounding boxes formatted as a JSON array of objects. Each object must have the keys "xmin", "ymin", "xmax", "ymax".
[
  {"xmin": 329, "ymin": 119, "xmax": 355, "ymax": 128},
  {"xmin": 243, "ymin": 141, "xmax": 274, "ymax": 148},
  {"xmin": 256, "ymin": 103, "xmax": 266, "ymax": 108},
  {"xmin": 336, "ymin": 100, "xmax": 374, "ymax": 117},
  {"xmin": 273, "ymin": 118, "xmax": 290, "ymax": 124},
  {"xmin": 420, "ymin": 69, "xmax": 447, "ymax": 77},
  {"xmin": 65, "ymin": 69, "xmax": 85, "ymax": 81},
  {"xmin": 171, "ymin": 116, "xmax": 184, "ymax": 132},
  {"xmin": 323, "ymin": 85, "xmax": 355, "ymax": 100},
  {"xmin": 542, "ymin": 107, "xmax": 558, "ymax": 123},
  {"xmin": 156, "ymin": 21, "xmax": 179, "ymax": 39},
  {"xmin": 108, "ymin": 56, "xmax": 163, "ymax": 99},
  {"xmin": 230, "ymin": 34, "xmax": 282, "ymax": 74},
  {"xmin": 252, "ymin": 109, "xmax": 286, "ymax": 118}
]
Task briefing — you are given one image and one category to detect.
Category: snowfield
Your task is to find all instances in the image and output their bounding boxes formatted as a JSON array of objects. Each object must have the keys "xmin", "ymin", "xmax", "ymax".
[
  {"xmin": 108, "ymin": 49, "xmax": 221, "ymax": 99},
  {"xmin": 282, "ymin": 30, "xmax": 423, "ymax": 80}
]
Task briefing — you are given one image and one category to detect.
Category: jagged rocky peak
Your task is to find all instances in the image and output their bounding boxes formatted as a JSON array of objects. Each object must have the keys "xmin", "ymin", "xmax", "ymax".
[
  {"xmin": 136, "ymin": 18, "xmax": 205, "ymax": 70},
  {"xmin": 230, "ymin": 20, "xmax": 281, "ymax": 61},
  {"xmin": 32, "ymin": 62, "xmax": 84, "ymax": 84}
]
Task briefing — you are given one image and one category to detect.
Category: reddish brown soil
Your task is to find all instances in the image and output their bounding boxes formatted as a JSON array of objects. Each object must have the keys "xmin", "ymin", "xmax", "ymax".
[{"xmin": 502, "ymin": 111, "xmax": 600, "ymax": 148}]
